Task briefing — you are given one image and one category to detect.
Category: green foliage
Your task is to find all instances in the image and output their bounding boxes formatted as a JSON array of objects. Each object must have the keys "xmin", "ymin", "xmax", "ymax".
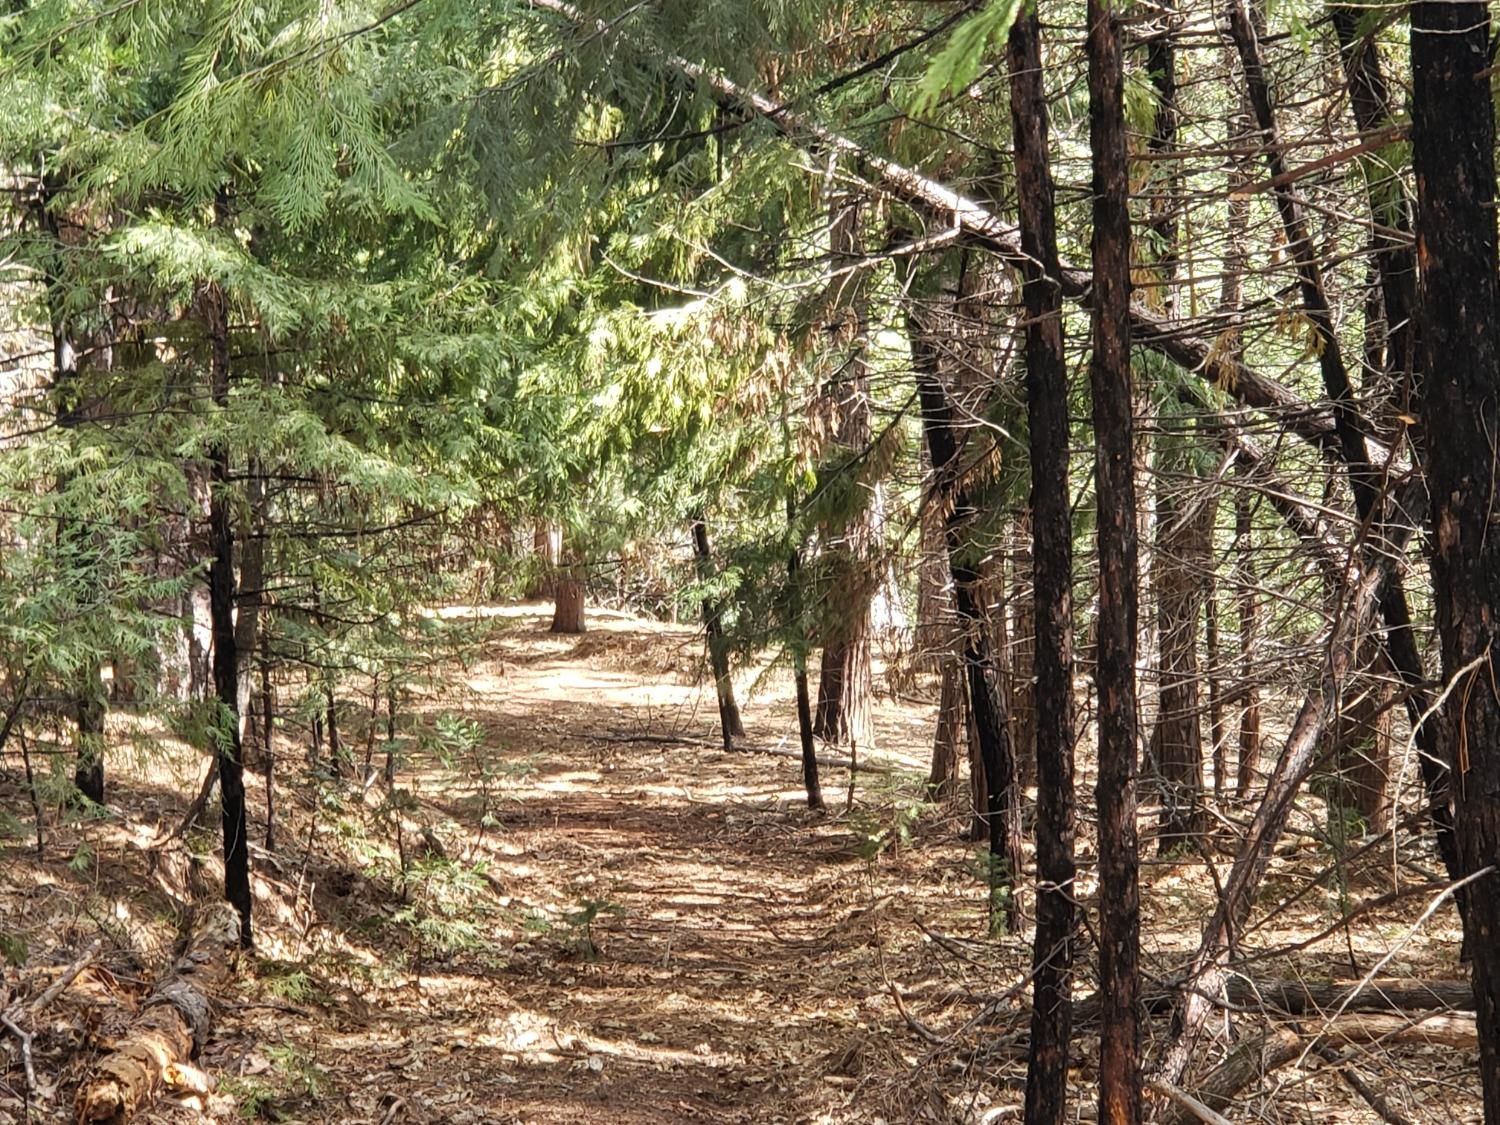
[{"xmin": 912, "ymin": 0, "xmax": 1026, "ymax": 115}]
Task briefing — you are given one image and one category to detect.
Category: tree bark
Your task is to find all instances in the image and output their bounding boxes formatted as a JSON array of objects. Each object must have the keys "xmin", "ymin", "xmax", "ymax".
[
  {"xmin": 1010, "ymin": 7, "xmax": 1077, "ymax": 1121},
  {"xmin": 908, "ymin": 307, "xmax": 1022, "ymax": 934},
  {"xmin": 199, "ymin": 275, "xmax": 252, "ymax": 949},
  {"xmin": 690, "ymin": 513, "xmax": 745, "ymax": 749},
  {"xmin": 551, "ymin": 552, "xmax": 587, "ymax": 634},
  {"xmin": 1410, "ymin": 0, "xmax": 1500, "ymax": 1109},
  {"xmin": 1087, "ymin": 0, "xmax": 1142, "ymax": 1113},
  {"xmin": 1151, "ymin": 477, "xmax": 1215, "ymax": 852},
  {"xmin": 813, "ymin": 195, "xmax": 875, "ymax": 751},
  {"xmin": 75, "ymin": 904, "xmax": 239, "ymax": 1122},
  {"xmin": 787, "ymin": 498, "xmax": 824, "ymax": 810}
]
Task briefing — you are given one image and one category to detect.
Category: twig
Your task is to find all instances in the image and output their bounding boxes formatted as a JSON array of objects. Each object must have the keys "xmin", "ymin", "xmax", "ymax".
[
  {"xmin": 15, "ymin": 937, "xmax": 102, "ymax": 1017},
  {"xmin": 0, "ymin": 1014, "xmax": 35, "ymax": 1098},
  {"xmin": 1313, "ymin": 1046, "xmax": 1416, "ymax": 1125},
  {"xmin": 1147, "ymin": 1079, "xmax": 1235, "ymax": 1125}
]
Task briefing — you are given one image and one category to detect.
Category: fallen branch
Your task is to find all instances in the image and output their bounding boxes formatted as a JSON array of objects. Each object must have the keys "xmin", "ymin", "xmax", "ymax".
[
  {"xmin": 1156, "ymin": 1014, "xmax": 1479, "ymax": 1125},
  {"xmin": 75, "ymin": 904, "xmax": 238, "ymax": 1123}
]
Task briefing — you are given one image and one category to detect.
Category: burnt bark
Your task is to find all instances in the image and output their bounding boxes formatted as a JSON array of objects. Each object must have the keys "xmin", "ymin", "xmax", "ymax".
[
  {"xmin": 908, "ymin": 309, "xmax": 1023, "ymax": 934},
  {"xmin": 199, "ymin": 275, "xmax": 252, "ymax": 949},
  {"xmin": 1410, "ymin": 0, "xmax": 1500, "ymax": 1109},
  {"xmin": 1010, "ymin": 8, "xmax": 1076, "ymax": 1123},
  {"xmin": 1087, "ymin": 0, "xmax": 1142, "ymax": 1115}
]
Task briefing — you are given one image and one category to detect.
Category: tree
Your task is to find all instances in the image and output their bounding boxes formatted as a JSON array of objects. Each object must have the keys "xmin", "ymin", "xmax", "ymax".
[
  {"xmin": 1087, "ymin": 0, "xmax": 1142, "ymax": 1115},
  {"xmin": 1411, "ymin": 0, "xmax": 1500, "ymax": 1110}
]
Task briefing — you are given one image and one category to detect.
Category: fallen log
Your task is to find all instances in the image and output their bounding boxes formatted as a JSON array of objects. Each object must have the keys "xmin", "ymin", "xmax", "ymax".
[
  {"xmin": 75, "ymin": 903, "xmax": 238, "ymax": 1123},
  {"xmin": 1225, "ymin": 976, "xmax": 1473, "ymax": 1016}
]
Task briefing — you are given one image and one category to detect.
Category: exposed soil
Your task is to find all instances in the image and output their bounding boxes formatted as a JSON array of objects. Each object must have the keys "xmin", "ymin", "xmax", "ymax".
[{"xmin": 0, "ymin": 605, "xmax": 1481, "ymax": 1123}]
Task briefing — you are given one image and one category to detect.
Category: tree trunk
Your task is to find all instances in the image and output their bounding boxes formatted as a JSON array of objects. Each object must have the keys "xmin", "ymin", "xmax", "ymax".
[
  {"xmin": 787, "ymin": 498, "xmax": 824, "ymax": 810},
  {"xmin": 812, "ymin": 195, "xmax": 875, "ymax": 751},
  {"xmin": 551, "ymin": 557, "xmax": 587, "ymax": 634},
  {"xmin": 1234, "ymin": 481, "xmax": 1261, "ymax": 796},
  {"xmin": 1011, "ymin": 6, "xmax": 1077, "ymax": 1119},
  {"xmin": 908, "ymin": 307, "xmax": 1022, "ymax": 934},
  {"xmin": 928, "ymin": 662, "xmax": 966, "ymax": 804},
  {"xmin": 1150, "ymin": 476, "xmax": 1215, "ymax": 853},
  {"xmin": 200, "ymin": 275, "xmax": 252, "ymax": 949},
  {"xmin": 528, "ymin": 522, "xmax": 561, "ymax": 599},
  {"xmin": 690, "ymin": 514, "xmax": 744, "ymax": 749},
  {"xmin": 1087, "ymin": 0, "xmax": 1142, "ymax": 1115},
  {"xmin": 1410, "ymin": 0, "xmax": 1500, "ymax": 1109}
]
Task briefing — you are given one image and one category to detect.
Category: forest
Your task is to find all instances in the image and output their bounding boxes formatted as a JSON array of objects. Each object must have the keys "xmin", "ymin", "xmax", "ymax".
[{"xmin": 0, "ymin": 0, "xmax": 1497, "ymax": 1121}]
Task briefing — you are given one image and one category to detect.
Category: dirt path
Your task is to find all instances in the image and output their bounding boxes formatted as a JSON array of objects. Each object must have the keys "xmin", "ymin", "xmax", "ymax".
[
  {"xmin": 1, "ymin": 605, "xmax": 1483, "ymax": 1123},
  {"xmin": 212, "ymin": 607, "xmax": 990, "ymax": 1125}
]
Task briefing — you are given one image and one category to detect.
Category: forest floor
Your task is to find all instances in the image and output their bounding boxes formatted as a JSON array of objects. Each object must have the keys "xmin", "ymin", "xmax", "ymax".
[{"xmin": 0, "ymin": 604, "xmax": 1482, "ymax": 1124}]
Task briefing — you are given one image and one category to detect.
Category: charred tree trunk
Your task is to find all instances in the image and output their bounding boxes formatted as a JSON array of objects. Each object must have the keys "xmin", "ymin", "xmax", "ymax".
[
  {"xmin": 1410, "ymin": 0, "xmax": 1500, "ymax": 1109},
  {"xmin": 199, "ymin": 275, "xmax": 252, "ymax": 949},
  {"xmin": 690, "ymin": 514, "xmax": 745, "ymax": 749},
  {"xmin": 1150, "ymin": 478, "xmax": 1214, "ymax": 853},
  {"xmin": 787, "ymin": 499, "xmax": 824, "ymax": 810},
  {"xmin": 908, "ymin": 310, "xmax": 1022, "ymax": 933},
  {"xmin": 1087, "ymin": 0, "xmax": 1142, "ymax": 1115},
  {"xmin": 1011, "ymin": 7, "xmax": 1077, "ymax": 1120}
]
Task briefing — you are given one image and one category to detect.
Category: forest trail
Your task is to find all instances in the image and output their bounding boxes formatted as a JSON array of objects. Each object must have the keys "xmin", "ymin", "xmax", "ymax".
[
  {"xmin": 0, "ymin": 604, "xmax": 1479, "ymax": 1124},
  {"xmin": 2, "ymin": 606, "xmax": 1018, "ymax": 1124}
]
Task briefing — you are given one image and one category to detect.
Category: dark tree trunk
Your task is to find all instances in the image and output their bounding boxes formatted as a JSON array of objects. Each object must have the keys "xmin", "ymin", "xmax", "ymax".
[
  {"xmin": 908, "ymin": 311, "xmax": 1023, "ymax": 934},
  {"xmin": 1087, "ymin": 0, "xmax": 1142, "ymax": 1116},
  {"xmin": 1011, "ymin": 7, "xmax": 1077, "ymax": 1120},
  {"xmin": 787, "ymin": 499, "xmax": 823, "ymax": 810},
  {"xmin": 1150, "ymin": 482, "xmax": 1214, "ymax": 853},
  {"xmin": 1330, "ymin": 4, "xmax": 1416, "ymax": 399},
  {"xmin": 812, "ymin": 196, "xmax": 875, "ymax": 751},
  {"xmin": 1411, "ymin": 0, "xmax": 1500, "ymax": 1109},
  {"xmin": 690, "ymin": 514, "xmax": 745, "ymax": 749},
  {"xmin": 1234, "ymin": 482, "xmax": 1261, "ymax": 795},
  {"xmin": 200, "ymin": 276, "xmax": 252, "ymax": 949}
]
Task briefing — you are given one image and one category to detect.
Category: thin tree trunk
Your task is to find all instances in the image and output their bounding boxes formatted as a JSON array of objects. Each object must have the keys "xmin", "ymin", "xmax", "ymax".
[
  {"xmin": 1087, "ymin": 0, "xmax": 1142, "ymax": 1114},
  {"xmin": 261, "ymin": 628, "xmax": 275, "ymax": 851},
  {"xmin": 1410, "ymin": 0, "xmax": 1500, "ymax": 1107},
  {"xmin": 1011, "ymin": 6, "xmax": 1077, "ymax": 1118},
  {"xmin": 690, "ymin": 514, "xmax": 745, "ymax": 749},
  {"xmin": 908, "ymin": 309, "xmax": 1022, "ymax": 933},
  {"xmin": 1156, "ymin": 476, "xmax": 1425, "ymax": 1085},
  {"xmin": 1227, "ymin": 0, "xmax": 1462, "ymax": 893},
  {"xmin": 551, "ymin": 549, "xmax": 587, "ymax": 634},
  {"xmin": 1234, "ymin": 481, "xmax": 1261, "ymax": 795},
  {"xmin": 1151, "ymin": 480, "xmax": 1214, "ymax": 852},
  {"xmin": 199, "ymin": 274, "xmax": 252, "ymax": 949},
  {"xmin": 786, "ymin": 498, "xmax": 823, "ymax": 810}
]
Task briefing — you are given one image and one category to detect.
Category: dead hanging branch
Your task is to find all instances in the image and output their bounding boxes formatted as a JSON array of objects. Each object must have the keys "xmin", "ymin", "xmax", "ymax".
[{"xmin": 75, "ymin": 904, "xmax": 239, "ymax": 1123}]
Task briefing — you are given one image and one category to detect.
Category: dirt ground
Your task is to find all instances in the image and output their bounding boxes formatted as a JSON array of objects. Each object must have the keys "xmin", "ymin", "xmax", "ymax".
[{"xmin": 0, "ymin": 605, "xmax": 1482, "ymax": 1123}]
